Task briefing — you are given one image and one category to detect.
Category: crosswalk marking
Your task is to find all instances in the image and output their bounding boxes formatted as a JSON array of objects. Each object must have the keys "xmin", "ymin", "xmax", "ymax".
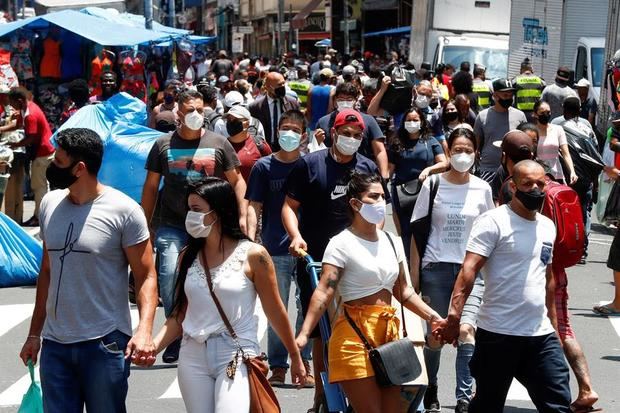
[
  {"xmin": 159, "ymin": 378, "xmax": 181, "ymax": 399},
  {"xmin": 608, "ymin": 313, "xmax": 620, "ymax": 338},
  {"xmin": 0, "ymin": 304, "xmax": 34, "ymax": 337},
  {"xmin": 0, "ymin": 366, "xmax": 39, "ymax": 407},
  {"xmin": 507, "ymin": 379, "xmax": 530, "ymax": 401}
]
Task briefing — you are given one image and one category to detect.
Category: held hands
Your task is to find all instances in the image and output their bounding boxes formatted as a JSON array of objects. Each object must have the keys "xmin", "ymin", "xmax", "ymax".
[
  {"xmin": 431, "ymin": 316, "xmax": 460, "ymax": 346},
  {"xmin": 19, "ymin": 336, "xmax": 41, "ymax": 366},
  {"xmin": 569, "ymin": 172, "xmax": 578, "ymax": 185},
  {"xmin": 314, "ymin": 128, "xmax": 326, "ymax": 145},
  {"xmin": 126, "ymin": 330, "xmax": 157, "ymax": 367}
]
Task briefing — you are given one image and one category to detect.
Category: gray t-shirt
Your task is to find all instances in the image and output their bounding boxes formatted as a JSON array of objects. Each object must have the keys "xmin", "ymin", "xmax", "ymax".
[
  {"xmin": 474, "ymin": 106, "xmax": 528, "ymax": 171},
  {"xmin": 541, "ymin": 83, "xmax": 578, "ymax": 119},
  {"xmin": 39, "ymin": 187, "xmax": 150, "ymax": 343}
]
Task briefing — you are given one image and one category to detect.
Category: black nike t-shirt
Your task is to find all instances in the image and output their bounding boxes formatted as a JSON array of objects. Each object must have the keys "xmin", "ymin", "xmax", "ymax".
[{"xmin": 285, "ymin": 148, "xmax": 387, "ymax": 259}]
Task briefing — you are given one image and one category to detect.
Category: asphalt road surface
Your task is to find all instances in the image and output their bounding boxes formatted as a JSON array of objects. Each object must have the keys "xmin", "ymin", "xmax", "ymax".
[{"xmin": 0, "ymin": 205, "xmax": 618, "ymax": 412}]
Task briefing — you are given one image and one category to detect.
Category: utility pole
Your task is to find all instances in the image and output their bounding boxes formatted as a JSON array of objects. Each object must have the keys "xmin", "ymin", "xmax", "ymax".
[
  {"xmin": 144, "ymin": 0, "xmax": 153, "ymax": 29},
  {"xmin": 277, "ymin": 0, "xmax": 284, "ymax": 57},
  {"xmin": 168, "ymin": 0, "xmax": 176, "ymax": 28},
  {"xmin": 343, "ymin": 0, "xmax": 350, "ymax": 55}
]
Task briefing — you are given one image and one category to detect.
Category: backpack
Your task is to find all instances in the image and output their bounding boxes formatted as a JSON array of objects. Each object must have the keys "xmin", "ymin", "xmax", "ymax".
[
  {"xmin": 204, "ymin": 111, "xmax": 222, "ymax": 132},
  {"xmin": 540, "ymin": 181, "xmax": 585, "ymax": 269},
  {"xmin": 247, "ymin": 118, "xmax": 270, "ymax": 156}
]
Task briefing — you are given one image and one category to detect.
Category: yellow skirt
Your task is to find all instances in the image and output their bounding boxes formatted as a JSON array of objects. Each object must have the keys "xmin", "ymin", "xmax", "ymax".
[{"xmin": 327, "ymin": 304, "xmax": 400, "ymax": 383}]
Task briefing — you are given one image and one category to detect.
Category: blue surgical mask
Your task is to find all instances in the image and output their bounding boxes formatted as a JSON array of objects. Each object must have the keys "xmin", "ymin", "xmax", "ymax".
[{"xmin": 278, "ymin": 130, "xmax": 301, "ymax": 152}]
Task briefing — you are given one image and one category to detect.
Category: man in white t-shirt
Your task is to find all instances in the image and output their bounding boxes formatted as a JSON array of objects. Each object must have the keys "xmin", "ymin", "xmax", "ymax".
[{"xmin": 434, "ymin": 160, "xmax": 571, "ymax": 412}]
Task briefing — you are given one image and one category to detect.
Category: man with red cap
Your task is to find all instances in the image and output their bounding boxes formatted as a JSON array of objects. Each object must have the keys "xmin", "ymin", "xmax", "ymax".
[{"xmin": 282, "ymin": 108, "xmax": 387, "ymax": 410}]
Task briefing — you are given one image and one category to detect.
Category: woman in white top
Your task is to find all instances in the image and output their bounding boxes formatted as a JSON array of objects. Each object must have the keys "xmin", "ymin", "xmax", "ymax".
[
  {"xmin": 151, "ymin": 177, "xmax": 306, "ymax": 413},
  {"xmin": 296, "ymin": 171, "xmax": 442, "ymax": 413},
  {"xmin": 410, "ymin": 127, "xmax": 494, "ymax": 412},
  {"xmin": 533, "ymin": 100, "xmax": 577, "ymax": 184}
]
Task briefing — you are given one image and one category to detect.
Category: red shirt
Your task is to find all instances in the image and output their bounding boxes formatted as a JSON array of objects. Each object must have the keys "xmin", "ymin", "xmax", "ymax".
[
  {"xmin": 24, "ymin": 101, "xmax": 54, "ymax": 157},
  {"xmin": 230, "ymin": 135, "xmax": 272, "ymax": 181}
]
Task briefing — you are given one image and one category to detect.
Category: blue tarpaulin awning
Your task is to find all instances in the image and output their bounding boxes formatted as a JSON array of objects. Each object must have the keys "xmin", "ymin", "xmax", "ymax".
[
  {"xmin": 79, "ymin": 7, "xmax": 190, "ymax": 36},
  {"xmin": 154, "ymin": 35, "xmax": 217, "ymax": 47},
  {"xmin": 0, "ymin": 9, "xmax": 172, "ymax": 45},
  {"xmin": 363, "ymin": 26, "xmax": 411, "ymax": 38}
]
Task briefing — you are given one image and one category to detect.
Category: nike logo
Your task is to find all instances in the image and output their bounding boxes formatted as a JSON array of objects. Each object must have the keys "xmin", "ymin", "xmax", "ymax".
[{"xmin": 330, "ymin": 185, "xmax": 347, "ymax": 200}]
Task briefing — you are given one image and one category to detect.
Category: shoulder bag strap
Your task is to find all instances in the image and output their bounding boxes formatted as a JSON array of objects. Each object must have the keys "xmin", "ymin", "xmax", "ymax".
[
  {"xmin": 383, "ymin": 231, "xmax": 408, "ymax": 338},
  {"xmin": 200, "ymin": 248, "xmax": 240, "ymax": 344},
  {"xmin": 427, "ymin": 174, "xmax": 440, "ymax": 218},
  {"xmin": 343, "ymin": 308, "xmax": 375, "ymax": 351}
]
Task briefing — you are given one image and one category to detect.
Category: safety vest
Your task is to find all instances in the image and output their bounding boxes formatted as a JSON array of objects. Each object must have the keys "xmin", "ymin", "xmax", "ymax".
[
  {"xmin": 287, "ymin": 80, "xmax": 311, "ymax": 109},
  {"xmin": 472, "ymin": 80, "xmax": 492, "ymax": 110},
  {"xmin": 514, "ymin": 75, "xmax": 544, "ymax": 111}
]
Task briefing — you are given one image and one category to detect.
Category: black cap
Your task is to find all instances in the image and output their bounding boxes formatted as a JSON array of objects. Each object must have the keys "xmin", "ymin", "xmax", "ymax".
[
  {"xmin": 556, "ymin": 66, "xmax": 571, "ymax": 81},
  {"xmin": 501, "ymin": 130, "xmax": 535, "ymax": 162},
  {"xmin": 421, "ymin": 61, "xmax": 432, "ymax": 70},
  {"xmin": 492, "ymin": 78, "xmax": 515, "ymax": 92}
]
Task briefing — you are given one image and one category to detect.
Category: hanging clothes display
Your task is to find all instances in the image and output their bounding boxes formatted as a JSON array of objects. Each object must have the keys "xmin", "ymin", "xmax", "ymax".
[
  {"xmin": 119, "ymin": 50, "xmax": 147, "ymax": 103},
  {"xmin": 37, "ymin": 81, "xmax": 63, "ymax": 131},
  {"xmin": 0, "ymin": 47, "xmax": 19, "ymax": 88},
  {"xmin": 39, "ymin": 35, "xmax": 61, "ymax": 79},
  {"xmin": 89, "ymin": 50, "xmax": 115, "ymax": 97},
  {"xmin": 60, "ymin": 32, "xmax": 82, "ymax": 80},
  {"xmin": 10, "ymin": 32, "xmax": 34, "ymax": 82}
]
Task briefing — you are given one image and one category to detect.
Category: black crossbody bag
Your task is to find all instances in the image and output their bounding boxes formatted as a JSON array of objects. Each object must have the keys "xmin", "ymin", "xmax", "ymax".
[{"xmin": 344, "ymin": 232, "xmax": 424, "ymax": 387}]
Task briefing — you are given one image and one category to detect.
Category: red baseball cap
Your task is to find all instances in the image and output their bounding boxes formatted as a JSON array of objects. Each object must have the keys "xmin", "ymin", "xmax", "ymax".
[{"xmin": 333, "ymin": 109, "xmax": 365, "ymax": 131}]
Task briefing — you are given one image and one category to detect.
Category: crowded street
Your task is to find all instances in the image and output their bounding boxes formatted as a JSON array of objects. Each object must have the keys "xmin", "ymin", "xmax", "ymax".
[{"xmin": 1, "ymin": 0, "xmax": 620, "ymax": 412}]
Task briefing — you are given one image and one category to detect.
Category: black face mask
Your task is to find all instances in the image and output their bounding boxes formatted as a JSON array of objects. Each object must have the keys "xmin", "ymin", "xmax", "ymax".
[
  {"xmin": 163, "ymin": 94, "xmax": 175, "ymax": 105},
  {"xmin": 537, "ymin": 113, "xmax": 551, "ymax": 125},
  {"xmin": 274, "ymin": 85, "xmax": 286, "ymax": 98},
  {"xmin": 515, "ymin": 188, "xmax": 545, "ymax": 211},
  {"xmin": 499, "ymin": 97, "xmax": 513, "ymax": 109},
  {"xmin": 226, "ymin": 119, "xmax": 244, "ymax": 136},
  {"xmin": 443, "ymin": 111, "xmax": 458, "ymax": 122},
  {"xmin": 46, "ymin": 162, "xmax": 78, "ymax": 190}
]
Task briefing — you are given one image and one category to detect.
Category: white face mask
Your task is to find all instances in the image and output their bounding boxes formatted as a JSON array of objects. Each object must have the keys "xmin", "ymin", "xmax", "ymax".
[
  {"xmin": 450, "ymin": 152, "xmax": 475, "ymax": 173},
  {"xmin": 404, "ymin": 121, "xmax": 421, "ymax": 134},
  {"xmin": 185, "ymin": 210, "xmax": 216, "ymax": 238},
  {"xmin": 336, "ymin": 100, "xmax": 355, "ymax": 110},
  {"xmin": 335, "ymin": 134, "xmax": 361, "ymax": 156},
  {"xmin": 415, "ymin": 94, "xmax": 430, "ymax": 109},
  {"xmin": 356, "ymin": 199, "xmax": 386, "ymax": 225},
  {"xmin": 183, "ymin": 111, "xmax": 204, "ymax": 131}
]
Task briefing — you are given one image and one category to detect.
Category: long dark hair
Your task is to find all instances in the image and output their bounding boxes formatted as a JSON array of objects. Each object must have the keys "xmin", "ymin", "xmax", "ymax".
[
  {"xmin": 171, "ymin": 177, "xmax": 248, "ymax": 318},
  {"xmin": 388, "ymin": 107, "xmax": 432, "ymax": 153}
]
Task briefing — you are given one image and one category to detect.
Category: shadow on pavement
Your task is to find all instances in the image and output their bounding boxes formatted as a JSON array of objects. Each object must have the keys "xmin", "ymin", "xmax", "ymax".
[
  {"xmin": 591, "ymin": 223, "xmax": 616, "ymax": 236},
  {"xmin": 601, "ymin": 355, "xmax": 620, "ymax": 362},
  {"xmin": 131, "ymin": 364, "xmax": 178, "ymax": 371}
]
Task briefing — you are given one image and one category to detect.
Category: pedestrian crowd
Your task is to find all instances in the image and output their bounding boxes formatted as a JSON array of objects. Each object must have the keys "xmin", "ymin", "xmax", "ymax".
[{"xmin": 5, "ymin": 48, "xmax": 620, "ymax": 413}]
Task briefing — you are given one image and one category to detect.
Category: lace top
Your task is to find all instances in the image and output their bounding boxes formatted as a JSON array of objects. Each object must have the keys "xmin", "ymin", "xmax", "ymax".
[{"xmin": 182, "ymin": 240, "xmax": 259, "ymax": 344}]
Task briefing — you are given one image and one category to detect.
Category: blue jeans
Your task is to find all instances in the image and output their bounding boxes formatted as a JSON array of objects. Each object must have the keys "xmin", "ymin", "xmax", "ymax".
[
  {"xmin": 421, "ymin": 262, "xmax": 484, "ymax": 401},
  {"xmin": 267, "ymin": 255, "xmax": 312, "ymax": 369},
  {"xmin": 155, "ymin": 225, "xmax": 189, "ymax": 317},
  {"xmin": 40, "ymin": 330, "xmax": 131, "ymax": 413}
]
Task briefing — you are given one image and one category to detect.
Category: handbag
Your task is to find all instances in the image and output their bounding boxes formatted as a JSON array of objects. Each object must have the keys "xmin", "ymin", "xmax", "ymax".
[
  {"xmin": 604, "ymin": 180, "xmax": 620, "ymax": 225},
  {"xmin": 394, "ymin": 140, "xmax": 432, "ymax": 220},
  {"xmin": 380, "ymin": 65, "xmax": 415, "ymax": 115},
  {"xmin": 344, "ymin": 232, "xmax": 424, "ymax": 387},
  {"xmin": 410, "ymin": 174, "xmax": 440, "ymax": 266},
  {"xmin": 200, "ymin": 249, "xmax": 281, "ymax": 413}
]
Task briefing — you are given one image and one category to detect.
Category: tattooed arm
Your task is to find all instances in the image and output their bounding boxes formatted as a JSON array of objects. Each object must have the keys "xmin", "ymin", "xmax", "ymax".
[
  {"xmin": 249, "ymin": 244, "xmax": 307, "ymax": 386},
  {"xmin": 296, "ymin": 263, "xmax": 342, "ymax": 349}
]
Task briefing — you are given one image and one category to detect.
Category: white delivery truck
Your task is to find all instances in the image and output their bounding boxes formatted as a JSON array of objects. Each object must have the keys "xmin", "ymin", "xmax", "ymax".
[
  {"xmin": 508, "ymin": 0, "xmax": 608, "ymax": 103},
  {"xmin": 409, "ymin": 0, "xmax": 511, "ymax": 79}
]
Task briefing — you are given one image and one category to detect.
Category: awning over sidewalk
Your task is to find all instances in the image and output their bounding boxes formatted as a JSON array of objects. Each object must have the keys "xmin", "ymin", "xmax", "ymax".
[
  {"xmin": 0, "ymin": 9, "xmax": 172, "ymax": 45},
  {"xmin": 291, "ymin": 0, "xmax": 322, "ymax": 30},
  {"xmin": 363, "ymin": 26, "xmax": 411, "ymax": 38},
  {"xmin": 80, "ymin": 7, "xmax": 190, "ymax": 36}
]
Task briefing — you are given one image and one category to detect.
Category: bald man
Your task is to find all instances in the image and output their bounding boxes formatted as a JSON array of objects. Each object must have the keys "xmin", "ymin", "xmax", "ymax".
[
  {"xmin": 249, "ymin": 72, "xmax": 300, "ymax": 151},
  {"xmin": 435, "ymin": 160, "xmax": 572, "ymax": 412}
]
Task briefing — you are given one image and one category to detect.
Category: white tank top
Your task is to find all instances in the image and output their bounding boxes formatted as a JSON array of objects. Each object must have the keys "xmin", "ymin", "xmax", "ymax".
[{"xmin": 182, "ymin": 240, "xmax": 259, "ymax": 344}]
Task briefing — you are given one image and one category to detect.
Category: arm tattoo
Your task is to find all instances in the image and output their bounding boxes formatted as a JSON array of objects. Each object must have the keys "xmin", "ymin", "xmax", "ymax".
[
  {"xmin": 258, "ymin": 251, "xmax": 272, "ymax": 267},
  {"xmin": 325, "ymin": 268, "xmax": 341, "ymax": 290}
]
